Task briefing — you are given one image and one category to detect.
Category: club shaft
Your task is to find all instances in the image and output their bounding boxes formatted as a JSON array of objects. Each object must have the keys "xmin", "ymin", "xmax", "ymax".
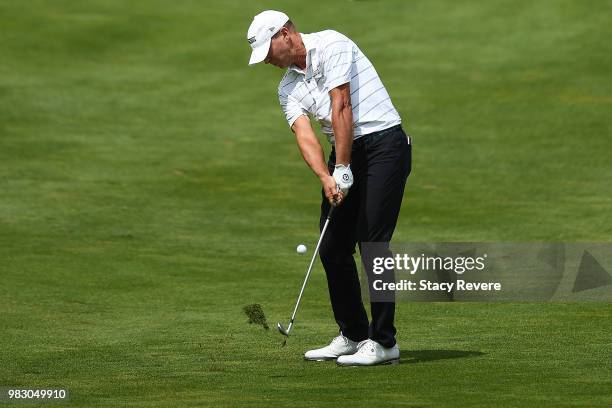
[{"xmin": 285, "ymin": 207, "xmax": 334, "ymax": 335}]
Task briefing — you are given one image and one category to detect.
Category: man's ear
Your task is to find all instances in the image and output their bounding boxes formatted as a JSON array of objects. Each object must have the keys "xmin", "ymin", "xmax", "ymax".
[{"xmin": 281, "ymin": 27, "xmax": 291, "ymax": 42}]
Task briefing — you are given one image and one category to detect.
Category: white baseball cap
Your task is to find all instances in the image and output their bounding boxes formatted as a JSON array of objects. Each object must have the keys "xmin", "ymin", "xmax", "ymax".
[{"xmin": 247, "ymin": 10, "xmax": 290, "ymax": 65}]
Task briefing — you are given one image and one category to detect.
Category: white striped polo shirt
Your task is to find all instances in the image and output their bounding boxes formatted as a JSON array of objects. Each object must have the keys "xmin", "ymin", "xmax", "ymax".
[{"xmin": 278, "ymin": 30, "xmax": 401, "ymax": 144}]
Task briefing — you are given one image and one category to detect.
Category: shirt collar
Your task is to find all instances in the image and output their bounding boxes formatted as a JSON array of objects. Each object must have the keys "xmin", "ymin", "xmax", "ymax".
[{"xmin": 288, "ymin": 33, "xmax": 320, "ymax": 80}]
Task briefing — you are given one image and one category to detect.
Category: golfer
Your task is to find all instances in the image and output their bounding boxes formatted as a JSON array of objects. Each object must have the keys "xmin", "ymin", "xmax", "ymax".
[{"xmin": 247, "ymin": 11, "xmax": 411, "ymax": 366}]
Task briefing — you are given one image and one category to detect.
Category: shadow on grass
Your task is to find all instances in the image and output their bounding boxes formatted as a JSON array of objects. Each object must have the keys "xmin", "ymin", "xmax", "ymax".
[{"xmin": 400, "ymin": 349, "xmax": 485, "ymax": 364}]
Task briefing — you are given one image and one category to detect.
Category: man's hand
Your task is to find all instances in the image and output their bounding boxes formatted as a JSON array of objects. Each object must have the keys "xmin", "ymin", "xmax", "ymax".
[
  {"xmin": 321, "ymin": 175, "xmax": 344, "ymax": 206},
  {"xmin": 332, "ymin": 164, "xmax": 353, "ymax": 196}
]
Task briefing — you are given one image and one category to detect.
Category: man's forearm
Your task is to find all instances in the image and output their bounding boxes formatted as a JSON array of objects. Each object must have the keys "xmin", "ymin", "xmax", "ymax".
[
  {"xmin": 330, "ymin": 84, "xmax": 354, "ymax": 165},
  {"xmin": 332, "ymin": 105, "xmax": 353, "ymax": 165}
]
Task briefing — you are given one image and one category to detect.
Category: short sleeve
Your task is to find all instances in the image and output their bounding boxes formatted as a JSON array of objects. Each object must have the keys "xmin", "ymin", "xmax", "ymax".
[
  {"xmin": 322, "ymin": 38, "xmax": 354, "ymax": 90},
  {"xmin": 279, "ymin": 92, "xmax": 308, "ymax": 128}
]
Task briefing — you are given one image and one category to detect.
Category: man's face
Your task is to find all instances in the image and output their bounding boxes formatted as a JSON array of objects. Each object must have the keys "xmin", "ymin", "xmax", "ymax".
[{"xmin": 264, "ymin": 29, "xmax": 292, "ymax": 68}]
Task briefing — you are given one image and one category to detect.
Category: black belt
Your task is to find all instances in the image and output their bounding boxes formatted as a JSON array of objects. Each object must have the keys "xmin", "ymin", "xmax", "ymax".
[
  {"xmin": 366, "ymin": 124, "xmax": 403, "ymax": 138},
  {"xmin": 352, "ymin": 125, "xmax": 403, "ymax": 149}
]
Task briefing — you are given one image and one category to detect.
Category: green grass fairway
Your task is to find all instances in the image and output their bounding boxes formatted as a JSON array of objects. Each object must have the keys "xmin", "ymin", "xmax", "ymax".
[{"xmin": 1, "ymin": 0, "xmax": 611, "ymax": 406}]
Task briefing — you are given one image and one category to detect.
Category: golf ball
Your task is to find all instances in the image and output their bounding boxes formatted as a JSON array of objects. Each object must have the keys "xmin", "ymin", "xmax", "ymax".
[{"xmin": 296, "ymin": 244, "xmax": 307, "ymax": 254}]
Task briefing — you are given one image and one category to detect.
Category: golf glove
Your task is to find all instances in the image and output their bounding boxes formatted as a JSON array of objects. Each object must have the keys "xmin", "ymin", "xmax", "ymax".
[{"xmin": 333, "ymin": 164, "xmax": 353, "ymax": 196}]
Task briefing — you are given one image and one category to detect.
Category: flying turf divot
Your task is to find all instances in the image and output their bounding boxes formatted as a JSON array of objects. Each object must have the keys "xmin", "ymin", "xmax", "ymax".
[{"xmin": 243, "ymin": 304, "xmax": 269, "ymax": 330}]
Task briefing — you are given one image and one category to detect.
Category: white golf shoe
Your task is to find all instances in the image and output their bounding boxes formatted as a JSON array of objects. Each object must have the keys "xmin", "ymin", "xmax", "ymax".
[
  {"xmin": 304, "ymin": 334, "xmax": 360, "ymax": 361},
  {"xmin": 336, "ymin": 339, "xmax": 400, "ymax": 366}
]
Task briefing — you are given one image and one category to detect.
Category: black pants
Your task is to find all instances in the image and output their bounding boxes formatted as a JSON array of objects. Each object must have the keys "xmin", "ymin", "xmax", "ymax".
[{"xmin": 319, "ymin": 125, "xmax": 411, "ymax": 348}]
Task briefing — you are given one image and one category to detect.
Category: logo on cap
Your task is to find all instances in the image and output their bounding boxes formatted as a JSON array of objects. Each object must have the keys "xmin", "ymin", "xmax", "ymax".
[
  {"xmin": 269, "ymin": 26, "xmax": 275, "ymax": 32},
  {"xmin": 248, "ymin": 36, "xmax": 256, "ymax": 45}
]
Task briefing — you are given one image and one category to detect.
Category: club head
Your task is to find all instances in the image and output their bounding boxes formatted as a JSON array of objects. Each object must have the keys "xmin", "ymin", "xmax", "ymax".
[{"xmin": 277, "ymin": 322, "xmax": 289, "ymax": 337}]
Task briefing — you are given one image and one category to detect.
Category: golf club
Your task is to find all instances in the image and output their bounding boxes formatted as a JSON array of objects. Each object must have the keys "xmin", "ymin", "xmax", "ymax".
[{"xmin": 278, "ymin": 205, "xmax": 335, "ymax": 343}]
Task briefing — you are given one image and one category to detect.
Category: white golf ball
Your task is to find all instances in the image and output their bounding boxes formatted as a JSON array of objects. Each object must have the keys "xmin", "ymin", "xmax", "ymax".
[{"xmin": 296, "ymin": 244, "xmax": 307, "ymax": 254}]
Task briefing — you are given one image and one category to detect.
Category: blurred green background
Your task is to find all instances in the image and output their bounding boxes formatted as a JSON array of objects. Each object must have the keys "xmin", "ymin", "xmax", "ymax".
[{"xmin": 1, "ymin": 1, "xmax": 611, "ymax": 407}]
